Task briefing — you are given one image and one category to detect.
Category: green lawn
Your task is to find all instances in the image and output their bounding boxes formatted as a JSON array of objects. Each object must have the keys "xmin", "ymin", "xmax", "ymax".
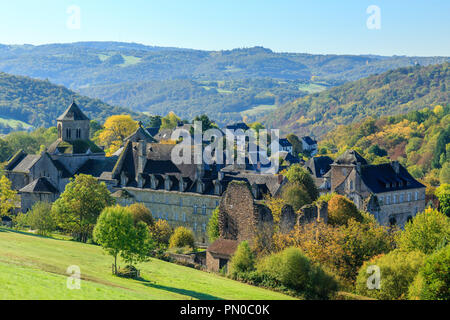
[{"xmin": 0, "ymin": 228, "xmax": 295, "ymax": 300}]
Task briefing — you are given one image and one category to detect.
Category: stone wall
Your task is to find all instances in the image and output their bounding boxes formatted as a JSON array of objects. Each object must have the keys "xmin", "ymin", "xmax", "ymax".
[
  {"xmin": 115, "ymin": 187, "xmax": 221, "ymax": 244},
  {"xmin": 297, "ymin": 201, "xmax": 328, "ymax": 225}
]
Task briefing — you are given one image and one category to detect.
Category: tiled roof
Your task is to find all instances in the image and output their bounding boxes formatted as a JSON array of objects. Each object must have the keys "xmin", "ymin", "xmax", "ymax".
[{"xmin": 207, "ymin": 239, "xmax": 239, "ymax": 257}]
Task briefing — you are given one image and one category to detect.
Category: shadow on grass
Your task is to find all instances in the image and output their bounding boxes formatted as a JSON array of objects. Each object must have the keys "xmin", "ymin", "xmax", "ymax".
[{"xmin": 137, "ymin": 277, "xmax": 222, "ymax": 300}]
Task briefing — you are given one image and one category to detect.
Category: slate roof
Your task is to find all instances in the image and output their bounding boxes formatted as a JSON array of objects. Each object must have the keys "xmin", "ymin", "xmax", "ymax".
[
  {"xmin": 57, "ymin": 101, "xmax": 90, "ymax": 121},
  {"xmin": 360, "ymin": 163, "xmax": 425, "ymax": 194},
  {"xmin": 306, "ymin": 156, "xmax": 334, "ymax": 178},
  {"xmin": 47, "ymin": 139, "xmax": 104, "ymax": 155},
  {"xmin": 146, "ymin": 127, "xmax": 160, "ymax": 137},
  {"xmin": 125, "ymin": 126, "xmax": 156, "ymax": 143},
  {"xmin": 334, "ymin": 149, "xmax": 367, "ymax": 165},
  {"xmin": 76, "ymin": 157, "xmax": 118, "ymax": 178},
  {"xmin": 224, "ymin": 122, "xmax": 249, "ymax": 131},
  {"xmin": 19, "ymin": 177, "xmax": 58, "ymax": 194},
  {"xmin": 207, "ymin": 239, "xmax": 239, "ymax": 257},
  {"xmin": 302, "ymin": 136, "xmax": 317, "ymax": 146},
  {"xmin": 9, "ymin": 154, "xmax": 41, "ymax": 173}
]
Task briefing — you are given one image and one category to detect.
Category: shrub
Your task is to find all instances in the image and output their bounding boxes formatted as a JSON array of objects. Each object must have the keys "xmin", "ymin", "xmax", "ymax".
[
  {"xmin": 356, "ymin": 250, "xmax": 426, "ymax": 300},
  {"xmin": 150, "ymin": 219, "xmax": 173, "ymax": 248},
  {"xmin": 127, "ymin": 203, "xmax": 154, "ymax": 227},
  {"xmin": 229, "ymin": 241, "xmax": 255, "ymax": 278},
  {"xmin": 397, "ymin": 208, "xmax": 450, "ymax": 254},
  {"xmin": 408, "ymin": 244, "xmax": 450, "ymax": 300},
  {"xmin": 169, "ymin": 226, "xmax": 195, "ymax": 249},
  {"xmin": 26, "ymin": 202, "xmax": 56, "ymax": 236},
  {"xmin": 327, "ymin": 194, "xmax": 363, "ymax": 226},
  {"xmin": 257, "ymin": 247, "xmax": 338, "ymax": 299}
]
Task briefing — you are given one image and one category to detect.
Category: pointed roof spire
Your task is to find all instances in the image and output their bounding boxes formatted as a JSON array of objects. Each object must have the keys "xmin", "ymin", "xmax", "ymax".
[{"xmin": 57, "ymin": 100, "xmax": 90, "ymax": 121}]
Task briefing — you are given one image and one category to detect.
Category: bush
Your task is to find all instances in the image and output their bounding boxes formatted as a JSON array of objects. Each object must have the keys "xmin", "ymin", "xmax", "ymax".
[
  {"xmin": 356, "ymin": 250, "xmax": 426, "ymax": 300},
  {"xmin": 127, "ymin": 203, "xmax": 154, "ymax": 227},
  {"xmin": 229, "ymin": 241, "xmax": 255, "ymax": 278},
  {"xmin": 116, "ymin": 265, "xmax": 139, "ymax": 279},
  {"xmin": 169, "ymin": 226, "xmax": 195, "ymax": 249},
  {"xmin": 408, "ymin": 244, "xmax": 450, "ymax": 300},
  {"xmin": 327, "ymin": 194, "xmax": 363, "ymax": 226},
  {"xmin": 25, "ymin": 202, "xmax": 55, "ymax": 236},
  {"xmin": 257, "ymin": 247, "xmax": 338, "ymax": 299},
  {"xmin": 150, "ymin": 219, "xmax": 173, "ymax": 248},
  {"xmin": 397, "ymin": 208, "xmax": 450, "ymax": 254}
]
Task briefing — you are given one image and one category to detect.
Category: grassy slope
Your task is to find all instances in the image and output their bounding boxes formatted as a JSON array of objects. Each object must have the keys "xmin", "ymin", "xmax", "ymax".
[{"xmin": 0, "ymin": 228, "xmax": 294, "ymax": 300}]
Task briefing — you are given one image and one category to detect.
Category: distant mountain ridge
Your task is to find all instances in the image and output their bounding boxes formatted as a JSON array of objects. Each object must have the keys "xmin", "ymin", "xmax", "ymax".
[{"xmin": 263, "ymin": 63, "xmax": 449, "ymax": 137}]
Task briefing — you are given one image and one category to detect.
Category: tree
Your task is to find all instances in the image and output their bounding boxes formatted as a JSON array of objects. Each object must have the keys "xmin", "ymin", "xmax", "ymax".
[
  {"xmin": 408, "ymin": 244, "xmax": 450, "ymax": 300},
  {"xmin": 192, "ymin": 114, "xmax": 218, "ymax": 132},
  {"xmin": 440, "ymin": 162, "xmax": 450, "ymax": 184},
  {"xmin": 97, "ymin": 115, "xmax": 138, "ymax": 155},
  {"xmin": 169, "ymin": 226, "xmax": 195, "ymax": 249},
  {"xmin": 282, "ymin": 183, "xmax": 311, "ymax": 211},
  {"xmin": 228, "ymin": 241, "xmax": 256, "ymax": 278},
  {"xmin": 52, "ymin": 174, "xmax": 115, "ymax": 242},
  {"xmin": 286, "ymin": 134, "xmax": 303, "ymax": 156},
  {"xmin": 160, "ymin": 112, "xmax": 181, "ymax": 130},
  {"xmin": 283, "ymin": 164, "xmax": 319, "ymax": 201},
  {"xmin": 0, "ymin": 139, "xmax": 12, "ymax": 162},
  {"xmin": 25, "ymin": 202, "xmax": 56, "ymax": 236},
  {"xmin": 207, "ymin": 207, "xmax": 220, "ymax": 242},
  {"xmin": 93, "ymin": 206, "xmax": 151, "ymax": 275},
  {"xmin": 356, "ymin": 250, "xmax": 426, "ymax": 300},
  {"xmin": 127, "ymin": 203, "xmax": 154, "ymax": 227},
  {"xmin": 0, "ymin": 176, "xmax": 16, "ymax": 217},
  {"xmin": 150, "ymin": 219, "xmax": 173, "ymax": 248},
  {"xmin": 435, "ymin": 184, "xmax": 450, "ymax": 217},
  {"xmin": 327, "ymin": 194, "xmax": 363, "ymax": 226},
  {"xmin": 397, "ymin": 208, "xmax": 450, "ymax": 254}
]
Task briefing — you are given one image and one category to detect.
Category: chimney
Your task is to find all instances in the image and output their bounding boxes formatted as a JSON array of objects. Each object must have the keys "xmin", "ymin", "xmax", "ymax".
[{"xmin": 391, "ymin": 161, "xmax": 400, "ymax": 175}]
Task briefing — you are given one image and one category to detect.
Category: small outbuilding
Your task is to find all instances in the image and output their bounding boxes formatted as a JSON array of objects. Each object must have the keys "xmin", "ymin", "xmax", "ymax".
[{"xmin": 206, "ymin": 239, "xmax": 239, "ymax": 273}]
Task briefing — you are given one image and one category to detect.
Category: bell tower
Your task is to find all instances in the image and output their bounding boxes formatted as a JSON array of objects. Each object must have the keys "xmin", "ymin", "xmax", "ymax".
[{"xmin": 57, "ymin": 101, "xmax": 90, "ymax": 142}]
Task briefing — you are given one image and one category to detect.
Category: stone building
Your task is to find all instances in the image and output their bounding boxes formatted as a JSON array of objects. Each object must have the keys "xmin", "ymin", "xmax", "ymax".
[
  {"xmin": 321, "ymin": 149, "xmax": 426, "ymax": 228},
  {"xmin": 5, "ymin": 102, "xmax": 286, "ymax": 244}
]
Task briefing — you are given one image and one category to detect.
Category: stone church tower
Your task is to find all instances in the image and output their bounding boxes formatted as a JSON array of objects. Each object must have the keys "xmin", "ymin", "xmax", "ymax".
[{"xmin": 57, "ymin": 101, "xmax": 90, "ymax": 141}]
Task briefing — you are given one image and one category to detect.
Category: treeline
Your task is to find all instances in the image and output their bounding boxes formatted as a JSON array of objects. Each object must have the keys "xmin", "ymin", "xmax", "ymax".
[{"xmin": 266, "ymin": 63, "xmax": 449, "ymax": 137}]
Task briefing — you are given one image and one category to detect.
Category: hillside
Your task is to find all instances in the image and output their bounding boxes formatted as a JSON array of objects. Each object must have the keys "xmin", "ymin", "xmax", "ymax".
[
  {"xmin": 0, "ymin": 228, "xmax": 294, "ymax": 300},
  {"xmin": 319, "ymin": 105, "xmax": 450, "ymax": 186},
  {"xmin": 265, "ymin": 63, "xmax": 449, "ymax": 137},
  {"xmin": 0, "ymin": 42, "xmax": 448, "ymax": 123},
  {"xmin": 0, "ymin": 72, "xmax": 148, "ymax": 134}
]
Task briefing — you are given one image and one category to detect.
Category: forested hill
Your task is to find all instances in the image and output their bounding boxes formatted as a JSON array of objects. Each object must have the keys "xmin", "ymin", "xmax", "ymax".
[
  {"xmin": 264, "ymin": 63, "xmax": 449, "ymax": 137},
  {"xmin": 0, "ymin": 72, "xmax": 147, "ymax": 133}
]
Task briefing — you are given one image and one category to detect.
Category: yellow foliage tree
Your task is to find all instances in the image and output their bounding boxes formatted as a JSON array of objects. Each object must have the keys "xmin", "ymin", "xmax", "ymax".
[
  {"xmin": 0, "ymin": 176, "xmax": 17, "ymax": 217},
  {"xmin": 98, "ymin": 115, "xmax": 138, "ymax": 155}
]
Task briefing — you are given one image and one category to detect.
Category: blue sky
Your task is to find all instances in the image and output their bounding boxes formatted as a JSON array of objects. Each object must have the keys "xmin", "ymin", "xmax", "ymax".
[{"xmin": 0, "ymin": 0, "xmax": 449, "ymax": 56}]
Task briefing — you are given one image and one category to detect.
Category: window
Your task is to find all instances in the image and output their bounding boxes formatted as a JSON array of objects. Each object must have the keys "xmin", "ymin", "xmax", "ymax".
[
  {"xmin": 179, "ymin": 198, "xmax": 183, "ymax": 207},
  {"xmin": 399, "ymin": 194, "xmax": 404, "ymax": 203},
  {"xmin": 193, "ymin": 205, "xmax": 198, "ymax": 214},
  {"xmin": 407, "ymin": 193, "xmax": 411, "ymax": 202},
  {"xmin": 386, "ymin": 195, "xmax": 391, "ymax": 205},
  {"xmin": 66, "ymin": 128, "xmax": 71, "ymax": 139},
  {"xmin": 193, "ymin": 222, "xmax": 197, "ymax": 231},
  {"xmin": 202, "ymin": 204, "xmax": 206, "ymax": 215},
  {"xmin": 393, "ymin": 195, "xmax": 397, "ymax": 204},
  {"xmin": 174, "ymin": 213, "xmax": 178, "ymax": 221},
  {"xmin": 202, "ymin": 223, "xmax": 206, "ymax": 232},
  {"xmin": 378, "ymin": 196, "xmax": 384, "ymax": 205},
  {"xmin": 182, "ymin": 213, "xmax": 186, "ymax": 222},
  {"xmin": 349, "ymin": 180, "xmax": 353, "ymax": 190},
  {"xmin": 76, "ymin": 128, "xmax": 81, "ymax": 139},
  {"xmin": 414, "ymin": 192, "xmax": 419, "ymax": 201}
]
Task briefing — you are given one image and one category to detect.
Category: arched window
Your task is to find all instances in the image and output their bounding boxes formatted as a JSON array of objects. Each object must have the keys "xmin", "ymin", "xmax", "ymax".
[{"xmin": 58, "ymin": 124, "xmax": 62, "ymax": 139}]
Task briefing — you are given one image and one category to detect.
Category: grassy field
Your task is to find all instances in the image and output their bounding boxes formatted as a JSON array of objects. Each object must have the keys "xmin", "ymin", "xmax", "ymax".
[{"xmin": 0, "ymin": 228, "xmax": 295, "ymax": 300}]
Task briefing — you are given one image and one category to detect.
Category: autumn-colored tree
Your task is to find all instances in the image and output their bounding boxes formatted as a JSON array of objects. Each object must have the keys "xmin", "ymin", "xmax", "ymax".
[
  {"xmin": 160, "ymin": 112, "xmax": 181, "ymax": 130},
  {"xmin": 435, "ymin": 184, "xmax": 450, "ymax": 217},
  {"xmin": 282, "ymin": 183, "xmax": 311, "ymax": 211},
  {"xmin": 169, "ymin": 226, "xmax": 195, "ymax": 249},
  {"xmin": 327, "ymin": 194, "xmax": 363, "ymax": 226},
  {"xmin": 150, "ymin": 219, "xmax": 173, "ymax": 248},
  {"xmin": 264, "ymin": 195, "xmax": 285, "ymax": 224},
  {"xmin": 127, "ymin": 203, "xmax": 154, "ymax": 227},
  {"xmin": 207, "ymin": 207, "xmax": 220, "ymax": 242},
  {"xmin": 0, "ymin": 176, "xmax": 16, "ymax": 217},
  {"xmin": 97, "ymin": 115, "xmax": 138, "ymax": 155}
]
